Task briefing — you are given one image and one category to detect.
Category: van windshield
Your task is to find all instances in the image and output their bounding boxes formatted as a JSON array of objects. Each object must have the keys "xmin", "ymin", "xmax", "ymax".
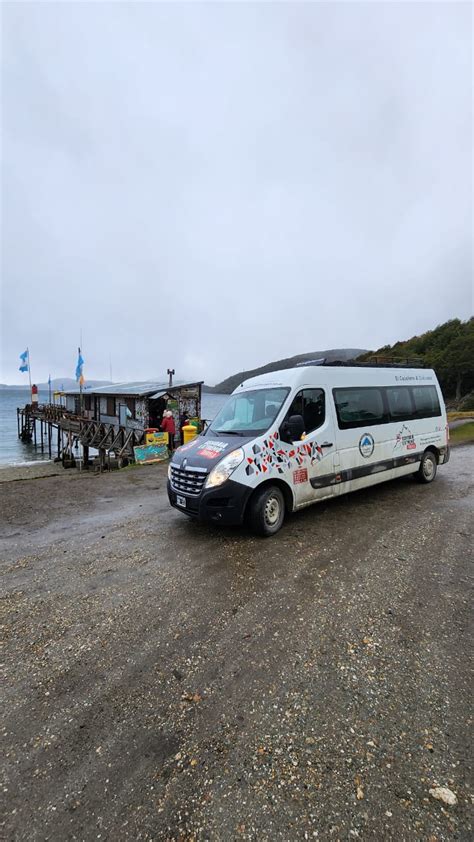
[{"xmin": 210, "ymin": 387, "xmax": 289, "ymax": 436}]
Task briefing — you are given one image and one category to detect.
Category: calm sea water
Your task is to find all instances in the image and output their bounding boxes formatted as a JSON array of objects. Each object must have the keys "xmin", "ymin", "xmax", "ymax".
[{"xmin": 0, "ymin": 388, "xmax": 228, "ymax": 466}]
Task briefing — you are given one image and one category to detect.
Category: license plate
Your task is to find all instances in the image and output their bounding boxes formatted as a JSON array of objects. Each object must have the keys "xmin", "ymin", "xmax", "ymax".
[{"xmin": 176, "ymin": 495, "xmax": 186, "ymax": 508}]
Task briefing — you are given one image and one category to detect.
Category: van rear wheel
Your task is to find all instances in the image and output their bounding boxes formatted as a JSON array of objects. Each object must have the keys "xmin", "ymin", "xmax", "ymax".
[
  {"xmin": 417, "ymin": 450, "xmax": 437, "ymax": 484},
  {"xmin": 248, "ymin": 485, "xmax": 285, "ymax": 537}
]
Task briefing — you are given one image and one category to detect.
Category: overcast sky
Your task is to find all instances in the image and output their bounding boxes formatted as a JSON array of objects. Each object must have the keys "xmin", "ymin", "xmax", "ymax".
[{"xmin": 1, "ymin": 1, "xmax": 472, "ymax": 385}]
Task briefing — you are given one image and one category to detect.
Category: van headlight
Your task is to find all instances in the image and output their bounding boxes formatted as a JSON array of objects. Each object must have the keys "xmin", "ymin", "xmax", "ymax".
[{"xmin": 205, "ymin": 448, "xmax": 244, "ymax": 488}]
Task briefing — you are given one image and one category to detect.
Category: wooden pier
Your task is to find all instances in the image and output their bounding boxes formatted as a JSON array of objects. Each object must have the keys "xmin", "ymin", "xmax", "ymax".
[{"xmin": 17, "ymin": 404, "xmax": 145, "ymax": 470}]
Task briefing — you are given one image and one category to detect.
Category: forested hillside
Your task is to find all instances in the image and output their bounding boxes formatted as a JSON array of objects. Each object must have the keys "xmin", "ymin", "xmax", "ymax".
[
  {"xmin": 205, "ymin": 318, "xmax": 473, "ymax": 405},
  {"xmin": 357, "ymin": 318, "xmax": 474, "ymax": 403}
]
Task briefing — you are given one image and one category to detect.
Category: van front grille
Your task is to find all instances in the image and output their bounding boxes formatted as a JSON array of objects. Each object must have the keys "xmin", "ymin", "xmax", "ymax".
[{"xmin": 170, "ymin": 464, "xmax": 207, "ymax": 496}]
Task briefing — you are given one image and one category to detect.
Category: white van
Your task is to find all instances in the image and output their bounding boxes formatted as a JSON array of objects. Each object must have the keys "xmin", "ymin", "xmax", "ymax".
[{"xmin": 167, "ymin": 363, "xmax": 449, "ymax": 536}]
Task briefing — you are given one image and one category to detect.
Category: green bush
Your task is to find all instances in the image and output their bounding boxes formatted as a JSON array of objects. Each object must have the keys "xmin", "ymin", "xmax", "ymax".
[{"xmin": 459, "ymin": 392, "xmax": 474, "ymax": 411}]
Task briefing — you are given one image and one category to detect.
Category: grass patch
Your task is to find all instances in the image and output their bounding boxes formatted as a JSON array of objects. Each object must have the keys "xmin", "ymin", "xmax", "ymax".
[
  {"xmin": 450, "ymin": 422, "xmax": 474, "ymax": 446},
  {"xmin": 448, "ymin": 411, "xmax": 474, "ymax": 422}
]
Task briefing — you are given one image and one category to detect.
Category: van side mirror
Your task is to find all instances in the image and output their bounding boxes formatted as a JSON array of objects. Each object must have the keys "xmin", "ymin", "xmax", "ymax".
[{"xmin": 280, "ymin": 414, "xmax": 305, "ymax": 443}]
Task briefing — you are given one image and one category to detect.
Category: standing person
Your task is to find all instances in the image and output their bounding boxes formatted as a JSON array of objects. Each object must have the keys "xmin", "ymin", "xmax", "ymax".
[{"xmin": 161, "ymin": 410, "xmax": 176, "ymax": 452}]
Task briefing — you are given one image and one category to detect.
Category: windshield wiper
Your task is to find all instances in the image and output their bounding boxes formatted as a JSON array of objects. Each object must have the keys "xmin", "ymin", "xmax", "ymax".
[{"xmin": 211, "ymin": 429, "xmax": 243, "ymax": 436}]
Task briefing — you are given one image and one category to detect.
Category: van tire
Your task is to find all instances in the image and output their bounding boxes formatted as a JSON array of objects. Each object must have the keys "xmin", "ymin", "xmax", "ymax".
[
  {"xmin": 248, "ymin": 485, "xmax": 285, "ymax": 537},
  {"xmin": 417, "ymin": 450, "xmax": 437, "ymax": 484}
]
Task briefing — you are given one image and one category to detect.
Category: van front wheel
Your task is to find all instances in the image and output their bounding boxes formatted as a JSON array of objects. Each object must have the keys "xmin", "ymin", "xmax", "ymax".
[
  {"xmin": 248, "ymin": 485, "xmax": 285, "ymax": 537},
  {"xmin": 417, "ymin": 450, "xmax": 437, "ymax": 484}
]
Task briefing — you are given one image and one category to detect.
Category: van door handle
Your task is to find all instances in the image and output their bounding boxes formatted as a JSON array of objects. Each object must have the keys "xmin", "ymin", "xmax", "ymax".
[{"xmin": 321, "ymin": 441, "xmax": 333, "ymax": 448}]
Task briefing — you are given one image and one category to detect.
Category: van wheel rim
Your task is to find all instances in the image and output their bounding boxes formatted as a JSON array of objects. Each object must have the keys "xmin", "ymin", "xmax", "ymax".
[
  {"xmin": 423, "ymin": 457, "xmax": 435, "ymax": 479},
  {"xmin": 264, "ymin": 495, "xmax": 281, "ymax": 526}
]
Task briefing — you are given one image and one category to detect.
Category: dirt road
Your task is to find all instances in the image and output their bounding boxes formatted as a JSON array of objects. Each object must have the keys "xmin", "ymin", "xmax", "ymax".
[{"xmin": 2, "ymin": 447, "xmax": 472, "ymax": 840}]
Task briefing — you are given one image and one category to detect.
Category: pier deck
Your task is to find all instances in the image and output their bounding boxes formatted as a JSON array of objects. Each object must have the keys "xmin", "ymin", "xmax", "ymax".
[{"xmin": 17, "ymin": 403, "xmax": 145, "ymax": 468}]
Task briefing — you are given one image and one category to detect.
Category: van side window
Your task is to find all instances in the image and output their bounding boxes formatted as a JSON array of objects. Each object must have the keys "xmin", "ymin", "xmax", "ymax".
[
  {"xmin": 286, "ymin": 389, "xmax": 325, "ymax": 434},
  {"xmin": 333, "ymin": 387, "xmax": 386, "ymax": 429},
  {"xmin": 386, "ymin": 387, "xmax": 414, "ymax": 421},
  {"xmin": 411, "ymin": 385, "xmax": 441, "ymax": 418}
]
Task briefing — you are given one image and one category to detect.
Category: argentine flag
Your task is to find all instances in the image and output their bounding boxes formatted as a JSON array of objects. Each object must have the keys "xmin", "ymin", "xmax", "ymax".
[
  {"xmin": 19, "ymin": 349, "xmax": 29, "ymax": 372},
  {"xmin": 76, "ymin": 348, "xmax": 85, "ymax": 385}
]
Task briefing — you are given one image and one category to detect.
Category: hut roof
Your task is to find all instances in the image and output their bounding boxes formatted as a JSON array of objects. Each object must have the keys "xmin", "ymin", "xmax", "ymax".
[{"xmin": 63, "ymin": 380, "xmax": 203, "ymax": 397}]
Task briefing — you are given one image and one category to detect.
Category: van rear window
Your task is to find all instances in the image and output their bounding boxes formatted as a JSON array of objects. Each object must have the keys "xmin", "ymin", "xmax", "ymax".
[
  {"xmin": 333, "ymin": 383, "xmax": 442, "ymax": 429},
  {"xmin": 333, "ymin": 388, "xmax": 386, "ymax": 429},
  {"xmin": 412, "ymin": 386, "xmax": 441, "ymax": 418},
  {"xmin": 386, "ymin": 387, "xmax": 413, "ymax": 420}
]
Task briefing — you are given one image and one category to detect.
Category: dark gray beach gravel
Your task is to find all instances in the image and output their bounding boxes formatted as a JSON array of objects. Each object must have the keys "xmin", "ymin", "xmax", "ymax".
[{"xmin": 1, "ymin": 446, "xmax": 473, "ymax": 840}]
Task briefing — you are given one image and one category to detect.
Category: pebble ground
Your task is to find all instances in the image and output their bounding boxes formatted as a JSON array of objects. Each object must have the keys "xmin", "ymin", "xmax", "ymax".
[{"xmin": 1, "ymin": 447, "xmax": 472, "ymax": 840}]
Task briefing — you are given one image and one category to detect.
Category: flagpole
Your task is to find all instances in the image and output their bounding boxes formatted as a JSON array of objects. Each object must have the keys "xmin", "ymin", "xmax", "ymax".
[
  {"xmin": 78, "ymin": 346, "xmax": 83, "ymax": 416},
  {"xmin": 79, "ymin": 329, "xmax": 83, "ymax": 417},
  {"xmin": 27, "ymin": 347, "xmax": 32, "ymax": 400}
]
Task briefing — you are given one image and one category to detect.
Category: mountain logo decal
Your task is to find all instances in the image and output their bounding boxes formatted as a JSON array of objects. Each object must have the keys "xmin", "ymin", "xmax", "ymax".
[{"xmin": 359, "ymin": 433, "xmax": 375, "ymax": 458}]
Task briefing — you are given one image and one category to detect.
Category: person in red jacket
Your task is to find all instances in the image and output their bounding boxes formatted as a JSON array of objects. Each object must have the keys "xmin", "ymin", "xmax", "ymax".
[{"xmin": 161, "ymin": 410, "xmax": 176, "ymax": 451}]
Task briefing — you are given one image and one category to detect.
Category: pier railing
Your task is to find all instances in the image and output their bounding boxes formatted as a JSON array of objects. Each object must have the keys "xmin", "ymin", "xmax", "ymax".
[
  {"xmin": 21, "ymin": 403, "xmax": 85, "ymax": 423},
  {"xmin": 17, "ymin": 403, "xmax": 145, "ymax": 469}
]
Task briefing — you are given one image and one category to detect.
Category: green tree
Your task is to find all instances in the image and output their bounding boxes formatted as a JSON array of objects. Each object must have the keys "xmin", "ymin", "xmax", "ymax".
[
  {"xmin": 430, "ymin": 319, "xmax": 474, "ymax": 401},
  {"xmin": 357, "ymin": 317, "xmax": 474, "ymax": 402}
]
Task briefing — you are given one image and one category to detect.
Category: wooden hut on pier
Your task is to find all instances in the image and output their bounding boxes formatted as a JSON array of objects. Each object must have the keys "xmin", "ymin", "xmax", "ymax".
[
  {"xmin": 18, "ymin": 379, "xmax": 203, "ymax": 469},
  {"xmin": 63, "ymin": 379, "xmax": 203, "ymax": 431}
]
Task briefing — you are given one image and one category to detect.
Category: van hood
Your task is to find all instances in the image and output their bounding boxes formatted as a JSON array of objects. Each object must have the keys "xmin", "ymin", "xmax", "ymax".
[{"xmin": 171, "ymin": 434, "xmax": 254, "ymax": 471}]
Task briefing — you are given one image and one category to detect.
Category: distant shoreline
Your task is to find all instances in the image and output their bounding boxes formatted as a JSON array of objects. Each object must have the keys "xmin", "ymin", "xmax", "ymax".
[{"xmin": 0, "ymin": 461, "xmax": 65, "ymax": 483}]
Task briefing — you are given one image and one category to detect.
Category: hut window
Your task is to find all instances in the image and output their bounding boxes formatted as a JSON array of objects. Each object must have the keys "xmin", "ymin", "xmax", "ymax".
[
  {"xmin": 106, "ymin": 397, "xmax": 116, "ymax": 416},
  {"xmin": 84, "ymin": 395, "xmax": 92, "ymax": 411},
  {"xmin": 125, "ymin": 398, "xmax": 136, "ymax": 418}
]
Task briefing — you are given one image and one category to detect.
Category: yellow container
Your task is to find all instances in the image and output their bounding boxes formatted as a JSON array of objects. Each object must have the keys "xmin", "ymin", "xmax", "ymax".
[{"xmin": 182, "ymin": 424, "xmax": 198, "ymax": 444}]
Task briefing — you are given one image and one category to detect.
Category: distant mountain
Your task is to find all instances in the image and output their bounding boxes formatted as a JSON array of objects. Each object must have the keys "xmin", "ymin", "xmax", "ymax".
[
  {"xmin": 0, "ymin": 378, "xmax": 112, "ymax": 390},
  {"xmin": 208, "ymin": 348, "xmax": 368, "ymax": 394}
]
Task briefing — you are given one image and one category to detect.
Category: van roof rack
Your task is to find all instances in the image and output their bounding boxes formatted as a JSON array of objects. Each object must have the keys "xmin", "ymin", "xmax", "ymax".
[
  {"xmin": 297, "ymin": 356, "xmax": 426, "ymax": 369},
  {"xmin": 295, "ymin": 358, "xmax": 326, "ymax": 367}
]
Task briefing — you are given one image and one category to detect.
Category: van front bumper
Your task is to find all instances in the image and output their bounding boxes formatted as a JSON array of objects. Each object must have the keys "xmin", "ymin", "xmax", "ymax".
[{"xmin": 167, "ymin": 479, "xmax": 253, "ymax": 526}]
